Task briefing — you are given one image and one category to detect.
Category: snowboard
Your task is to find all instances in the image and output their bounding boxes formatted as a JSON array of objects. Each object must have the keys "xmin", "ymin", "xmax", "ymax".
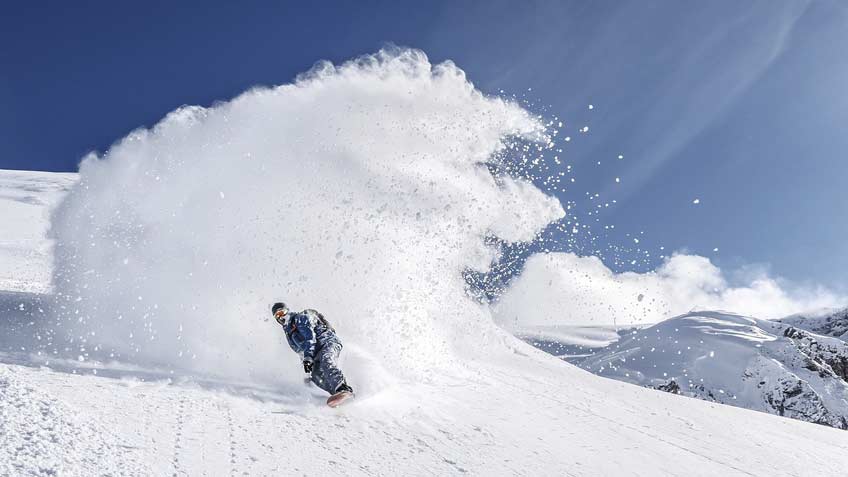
[{"xmin": 327, "ymin": 390, "xmax": 354, "ymax": 408}]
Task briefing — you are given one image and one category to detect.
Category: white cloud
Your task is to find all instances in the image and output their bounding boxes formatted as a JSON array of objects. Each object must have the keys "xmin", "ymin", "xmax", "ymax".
[{"xmin": 494, "ymin": 252, "xmax": 845, "ymax": 328}]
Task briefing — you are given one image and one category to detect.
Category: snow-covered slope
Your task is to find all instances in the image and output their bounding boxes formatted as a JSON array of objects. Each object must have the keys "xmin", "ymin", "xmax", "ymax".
[
  {"xmin": 0, "ymin": 170, "xmax": 77, "ymax": 293},
  {"xmin": 4, "ymin": 50, "xmax": 848, "ymax": 475},
  {"xmin": 578, "ymin": 311, "xmax": 848, "ymax": 429},
  {"xmin": 515, "ymin": 325, "xmax": 626, "ymax": 360},
  {"xmin": 5, "ymin": 346, "xmax": 848, "ymax": 476}
]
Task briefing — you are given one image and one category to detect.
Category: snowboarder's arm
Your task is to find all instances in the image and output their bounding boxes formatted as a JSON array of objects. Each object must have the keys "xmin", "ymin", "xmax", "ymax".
[{"xmin": 294, "ymin": 313, "xmax": 317, "ymax": 361}]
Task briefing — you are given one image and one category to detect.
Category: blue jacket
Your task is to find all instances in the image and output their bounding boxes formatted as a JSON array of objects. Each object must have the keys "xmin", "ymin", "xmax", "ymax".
[{"xmin": 281, "ymin": 309, "xmax": 339, "ymax": 362}]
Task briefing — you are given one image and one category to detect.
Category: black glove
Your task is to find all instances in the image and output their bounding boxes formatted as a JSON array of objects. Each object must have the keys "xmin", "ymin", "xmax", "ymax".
[{"xmin": 303, "ymin": 360, "xmax": 313, "ymax": 374}]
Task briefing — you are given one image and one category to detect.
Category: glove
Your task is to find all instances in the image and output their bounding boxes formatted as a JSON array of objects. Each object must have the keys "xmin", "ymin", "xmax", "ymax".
[{"xmin": 303, "ymin": 360, "xmax": 313, "ymax": 374}]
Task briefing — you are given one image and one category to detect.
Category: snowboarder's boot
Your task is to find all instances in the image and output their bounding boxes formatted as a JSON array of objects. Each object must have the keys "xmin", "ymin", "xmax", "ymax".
[{"xmin": 327, "ymin": 383, "xmax": 354, "ymax": 408}]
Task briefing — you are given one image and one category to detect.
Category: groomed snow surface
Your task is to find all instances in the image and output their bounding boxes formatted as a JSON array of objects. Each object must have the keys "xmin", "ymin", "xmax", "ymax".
[
  {"xmin": 3, "ymin": 49, "xmax": 848, "ymax": 475},
  {"xmin": 2, "ymin": 337, "xmax": 847, "ymax": 476}
]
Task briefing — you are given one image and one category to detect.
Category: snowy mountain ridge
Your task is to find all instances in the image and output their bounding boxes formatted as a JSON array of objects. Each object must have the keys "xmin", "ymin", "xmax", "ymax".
[
  {"xmin": 779, "ymin": 307, "xmax": 848, "ymax": 340},
  {"xmin": 569, "ymin": 310, "xmax": 848, "ymax": 429}
]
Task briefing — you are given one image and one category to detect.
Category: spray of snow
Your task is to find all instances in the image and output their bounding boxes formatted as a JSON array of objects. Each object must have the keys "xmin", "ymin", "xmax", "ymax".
[
  {"xmin": 48, "ymin": 49, "xmax": 564, "ymax": 388},
  {"xmin": 494, "ymin": 252, "xmax": 845, "ymax": 328}
]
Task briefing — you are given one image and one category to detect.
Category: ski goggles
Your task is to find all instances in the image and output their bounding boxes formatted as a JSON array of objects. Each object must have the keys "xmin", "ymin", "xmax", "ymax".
[{"xmin": 274, "ymin": 309, "xmax": 287, "ymax": 323}]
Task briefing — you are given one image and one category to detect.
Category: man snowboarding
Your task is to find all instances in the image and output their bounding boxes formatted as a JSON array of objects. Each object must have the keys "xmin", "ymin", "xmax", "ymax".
[{"xmin": 271, "ymin": 302, "xmax": 354, "ymax": 407}]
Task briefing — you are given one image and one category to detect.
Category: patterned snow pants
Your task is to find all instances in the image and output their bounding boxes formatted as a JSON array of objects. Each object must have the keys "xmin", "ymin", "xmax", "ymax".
[{"xmin": 310, "ymin": 340, "xmax": 347, "ymax": 394}]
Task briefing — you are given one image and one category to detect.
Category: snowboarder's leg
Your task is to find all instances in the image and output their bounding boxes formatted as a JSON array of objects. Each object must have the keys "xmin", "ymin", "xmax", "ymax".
[{"xmin": 309, "ymin": 341, "xmax": 348, "ymax": 395}]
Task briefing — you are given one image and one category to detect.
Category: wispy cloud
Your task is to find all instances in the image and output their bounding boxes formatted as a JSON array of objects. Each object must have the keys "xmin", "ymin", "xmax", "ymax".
[{"xmin": 599, "ymin": 1, "xmax": 811, "ymax": 200}]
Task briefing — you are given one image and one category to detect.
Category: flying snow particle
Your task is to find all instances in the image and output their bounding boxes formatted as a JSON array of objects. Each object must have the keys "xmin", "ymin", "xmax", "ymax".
[
  {"xmin": 588, "ymin": 104, "xmax": 594, "ymax": 110},
  {"xmin": 615, "ymin": 177, "xmax": 620, "ymax": 183},
  {"xmin": 693, "ymin": 198, "xmax": 700, "ymax": 204},
  {"xmin": 617, "ymin": 154, "xmax": 624, "ymax": 160}
]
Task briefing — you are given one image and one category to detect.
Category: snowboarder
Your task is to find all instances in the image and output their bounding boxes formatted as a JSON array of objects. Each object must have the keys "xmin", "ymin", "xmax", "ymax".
[{"xmin": 271, "ymin": 302, "xmax": 354, "ymax": 407}]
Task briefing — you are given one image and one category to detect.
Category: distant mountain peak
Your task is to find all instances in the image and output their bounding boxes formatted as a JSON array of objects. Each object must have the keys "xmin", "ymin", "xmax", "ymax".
[
  {"xmin": 525, "ymin": 311, "xmax": 848, "ymax": 430},
  {"xmin": 779, "ymin": 308, "xmax": 848, "ymax": 340}
]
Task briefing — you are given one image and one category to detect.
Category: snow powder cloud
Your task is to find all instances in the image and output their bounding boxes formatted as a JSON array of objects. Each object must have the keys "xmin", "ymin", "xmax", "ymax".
[
  {"xmin": 48, "ymin": 48, "xmax": 563, "ymax": 388},
  {"xmin": 494, "ymin": 252, "xmax": 845, "ymax": 329}
]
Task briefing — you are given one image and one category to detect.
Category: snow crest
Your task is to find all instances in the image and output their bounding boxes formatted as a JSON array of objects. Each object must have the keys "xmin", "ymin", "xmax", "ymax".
[{"xmin": 47, "ymin": 48, "xmax": 563, "ymax": 388}]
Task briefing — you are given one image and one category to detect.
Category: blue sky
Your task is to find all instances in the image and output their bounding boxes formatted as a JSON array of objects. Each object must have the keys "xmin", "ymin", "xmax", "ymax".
[{"xmin": 2, "ymin": 0, "xmax": 846, "ymax": 290}]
